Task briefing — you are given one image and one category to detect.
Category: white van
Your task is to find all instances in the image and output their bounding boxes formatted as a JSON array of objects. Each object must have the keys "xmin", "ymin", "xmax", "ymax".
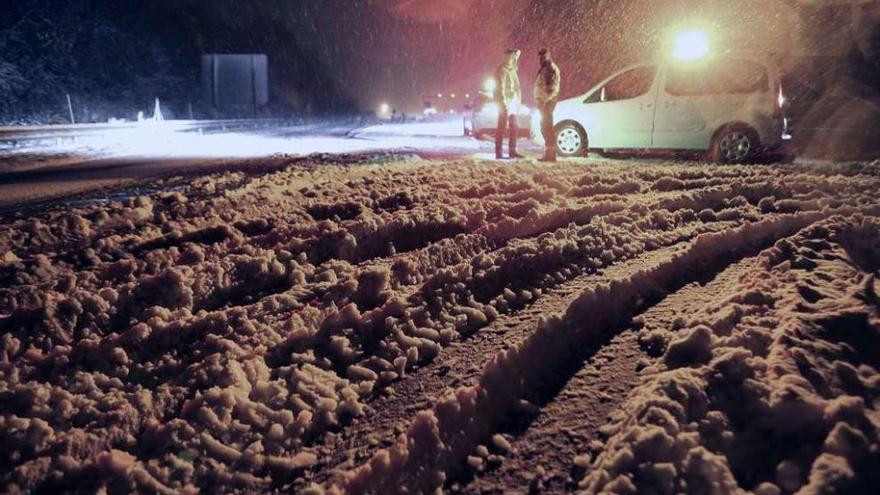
[{"xmin": 550, "ymin": 52, "xmax": 789, "ymax": 162}]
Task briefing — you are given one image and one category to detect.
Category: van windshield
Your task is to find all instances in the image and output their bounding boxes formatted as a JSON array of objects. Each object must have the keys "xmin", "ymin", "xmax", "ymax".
[{"xmin": 666, "ymin": 58, "xmax": 769, "ymax": 96}]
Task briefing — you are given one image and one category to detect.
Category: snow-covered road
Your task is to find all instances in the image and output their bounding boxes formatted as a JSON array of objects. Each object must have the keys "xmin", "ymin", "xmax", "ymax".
[
  {"xmin": 1, "ymin": 155, "xmax": 879, "ymax": 494},
  {"xmin": 0, "ymin": 119, "xmax": 519, "ymax": 208}
]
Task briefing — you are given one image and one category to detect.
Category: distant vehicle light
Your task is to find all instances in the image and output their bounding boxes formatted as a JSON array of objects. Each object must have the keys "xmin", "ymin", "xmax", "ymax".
[
  {"xmin": 484, "ymin": 77, "xmax": 497, "ymax": 93},
  {"xmin": 379, "ymin": 103, "xmax": 390, "ymax": 114},
  {"xmin": 451, "ymin": 93, "xmax": 456, "ymax": 98},
  {"xmin": 774, "ymin": 84, "xmax": 787, "ymax": 117},
  {"xmin": 438, "ymin": 93, "xmax": 443, "ymax": 98},
  {"xmin": 672, "ymin": 29, "xmax": 710, "ymax": 61}
]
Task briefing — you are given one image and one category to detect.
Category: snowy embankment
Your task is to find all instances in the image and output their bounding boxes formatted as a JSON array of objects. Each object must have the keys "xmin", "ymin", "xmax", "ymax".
[
  {"xmin": 0, "ymin": 119, "xmax": 486, "ymax": 177},
  {"xmin": 0, "ymin": 156, "xmax": 878, "ymax": 494}
]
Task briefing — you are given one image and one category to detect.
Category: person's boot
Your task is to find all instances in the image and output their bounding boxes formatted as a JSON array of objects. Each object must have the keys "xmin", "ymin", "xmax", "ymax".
[
  {"xmin": 495, "ymin": 136, "xmax": 504, "ymax": 160},
  {"xmin": 539, "ymin": 147, "xmax": 557, "ymax": 162},
  {"xmin": 509, "ymin": 140, "xmax": 525, "ymax": 159}
]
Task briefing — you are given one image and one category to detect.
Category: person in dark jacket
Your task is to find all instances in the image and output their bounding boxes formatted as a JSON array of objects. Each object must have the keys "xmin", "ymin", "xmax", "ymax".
[
  {"xmin": 534, "ymin": 48, "xmax": 561, "ymax": 162},
  {"xmin": 495, "ymin": 48, "xmax": 524, "ymax": 160}
]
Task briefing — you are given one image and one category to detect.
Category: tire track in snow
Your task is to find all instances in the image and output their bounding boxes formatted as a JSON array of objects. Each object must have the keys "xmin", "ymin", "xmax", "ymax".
[
  {"xmin": 291, "ymin": 216, "xmax": 747, "ymax": 489},
  {"xmin": 330, "ymin": 211, "xmax": 827, "ymax": 494},
  {"xmin": 295, "ymin": 244, "xmax": 689, "ymax": 490},
  {"xmin": 458, "ymin": 257, "xmax": 753, "ymax": 493}
]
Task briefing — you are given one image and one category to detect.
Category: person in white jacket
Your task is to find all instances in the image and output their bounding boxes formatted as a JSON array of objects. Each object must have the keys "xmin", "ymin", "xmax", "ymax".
[
  {"xmin": 494, "ymin": 48, "xmax": 523, "ymax": 159},
  {"xmin": 534, "ymin": 48, "xmax": 561, "ymax": 162}
]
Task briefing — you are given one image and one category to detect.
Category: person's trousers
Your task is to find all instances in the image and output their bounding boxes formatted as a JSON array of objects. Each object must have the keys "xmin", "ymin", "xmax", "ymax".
[
  {"xmin": 540, "ymin": 101, "xmax": 557, "ymax": 155},
  {"xmin": 495, "ymin": 107, "xmax": 518, "ymax": 156}
]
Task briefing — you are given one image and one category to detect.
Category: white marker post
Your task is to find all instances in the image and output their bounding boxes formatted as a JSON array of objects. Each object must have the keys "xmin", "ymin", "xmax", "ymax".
[
  {"xmin": 153, "ymin": 98, "xmax": 164, "ymax": 122},
  {"xmin": 66, "ymin": 93, "xmax": 75, "ymax": 124}
]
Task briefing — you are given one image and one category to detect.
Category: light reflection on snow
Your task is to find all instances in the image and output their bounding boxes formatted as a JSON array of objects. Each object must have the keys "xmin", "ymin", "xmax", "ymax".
[{"xmin": 7, "ymin": 118, "xmax": 494, "ymax": 160}]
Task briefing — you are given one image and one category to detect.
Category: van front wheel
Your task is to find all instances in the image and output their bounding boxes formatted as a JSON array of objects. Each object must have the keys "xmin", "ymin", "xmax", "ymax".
[
  {"xmin": 712, "ymin": 125, "xmax": 760, "ymax": 164},
  {"xmin": 555, "ymin": 123, "xmax": 588, "ymax": 157}
]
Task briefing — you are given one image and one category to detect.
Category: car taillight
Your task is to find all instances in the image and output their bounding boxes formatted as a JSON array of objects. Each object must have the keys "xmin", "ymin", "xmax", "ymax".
[{"xmin": 774, "ymin": 84, "xmax": 786, "ymax": 117}]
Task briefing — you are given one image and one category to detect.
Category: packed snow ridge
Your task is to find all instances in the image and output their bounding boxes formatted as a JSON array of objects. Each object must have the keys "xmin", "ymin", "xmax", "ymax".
[{"xmin": 0, "ymin": 155, "xmax": 879, "ymax": 494}]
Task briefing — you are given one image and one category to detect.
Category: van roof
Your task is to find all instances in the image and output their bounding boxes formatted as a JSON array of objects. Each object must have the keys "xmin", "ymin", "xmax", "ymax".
[
  {"xmin": 606, "ymin": 51, "xmax": 783, "ymax": 77},
  {"xmin": 641, "ymin": 50, "xmax": 783, "ymax": 67}
]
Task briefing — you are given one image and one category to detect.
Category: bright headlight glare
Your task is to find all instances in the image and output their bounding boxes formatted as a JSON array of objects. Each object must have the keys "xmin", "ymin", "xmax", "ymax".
[{"xmin": 671, "ymin": 29, "xmax": 710, "ymax": 61}]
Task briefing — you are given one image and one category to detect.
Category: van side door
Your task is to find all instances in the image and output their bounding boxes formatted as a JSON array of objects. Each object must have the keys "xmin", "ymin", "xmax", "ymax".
[
  {"xmin": 584, "ymin": 65, "xmax": 658, "ymax": 149},
  {"xmin": 653, "ymin": 57, "xmax": 772, "ymax": 150}
]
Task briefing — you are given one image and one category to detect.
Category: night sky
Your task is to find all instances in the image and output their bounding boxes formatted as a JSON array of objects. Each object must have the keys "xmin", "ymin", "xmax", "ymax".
[
  {"xmin": 151, "ymin": 0, "xmax": 880, "ymax": 113},
  {"xmin": 2, "ymin": 0, "xmax": 879, "ymax": 119}
]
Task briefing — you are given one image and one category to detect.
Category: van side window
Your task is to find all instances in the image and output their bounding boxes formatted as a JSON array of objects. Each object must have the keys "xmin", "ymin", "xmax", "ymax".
[
  {"xmin": 589, "ymin": 66, "xmax": 657, "ymax": 103},
  {"xmin": 666, "ymin": 59, "xmax": 769, "ymax": 96}
]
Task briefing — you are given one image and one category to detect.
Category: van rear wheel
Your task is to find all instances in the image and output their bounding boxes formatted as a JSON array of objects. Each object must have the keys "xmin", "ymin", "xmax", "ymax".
[
  {"xmin": 555, "ymin": 123, "xmax": 588, "ymax": 157},
  {"xmin": 712, "ymin": 125, "xmax": 760, "ymax": 164}
]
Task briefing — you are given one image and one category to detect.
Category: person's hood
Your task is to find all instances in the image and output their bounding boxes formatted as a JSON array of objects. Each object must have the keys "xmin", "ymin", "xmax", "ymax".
[{"xmin": 501, "ymin": 49, "xmax": 521, "ymax": 69}]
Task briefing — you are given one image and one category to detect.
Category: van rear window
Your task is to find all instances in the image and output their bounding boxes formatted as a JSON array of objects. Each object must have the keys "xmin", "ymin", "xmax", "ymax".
[{"xmin": 666, "ymin": 59, "xmax": 769, "ymax": 96}]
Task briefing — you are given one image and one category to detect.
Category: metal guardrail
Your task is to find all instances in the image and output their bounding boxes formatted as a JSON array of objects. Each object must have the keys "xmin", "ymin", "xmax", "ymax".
[{"xmin": 0, "ymin": 119, "xmax": 295, "ymax": 147}]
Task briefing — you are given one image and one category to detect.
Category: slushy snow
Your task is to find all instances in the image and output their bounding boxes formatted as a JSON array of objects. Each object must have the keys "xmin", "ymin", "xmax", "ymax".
[{"xmin": 1, "ymin": 156, "xmax": 879, "ymax": 494}]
